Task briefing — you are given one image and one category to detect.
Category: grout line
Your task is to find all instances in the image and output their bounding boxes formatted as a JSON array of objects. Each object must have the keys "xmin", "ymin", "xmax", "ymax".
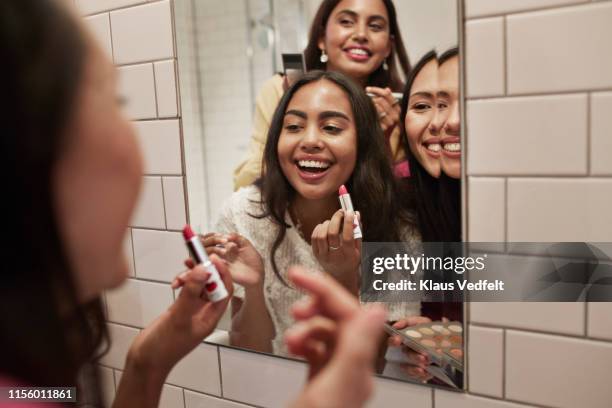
[
  {"xmin": 584, "ymin": 301, "xmax": 589, "ymax": 337},
  {"xmin": 82, "ymin": 0, "xmax": 165, "ymax": 18},
  {"xmin": 217, "ymin": 347, "xmax": 224, "ymax": 398},
  {"xmin": 502, "ymin": 328, "xmax": 506, "ymax": 398},
  {"xmin": 107, "ymin": 13, "xmax": 116, "ymax": 63},
  {"xmin": 182, "ymin": 387, "xmax": 187, "ymax": 408},
  {"xmin": 152, "ymin": 62, "xmax": 160, "ymax": 119},
  {"xmin": 106, "ymin": 320, "xmax": 145, "ymax": 331},
  {"xmin": 160, "ymin": 176, "xmax": 169, "ymax": 230},
  {"xmin": 587, "ymin": 92, "xmax": 592, "ymax": 175},
  {"xmin": 129, "ymin": 225, "xmax": 184, "ymax": 232},
  {"xmin": 128, "ymin": 228, "xmax": 137, "ymax": 277},
  {"xmin": 469, "ymin": 322, "xmax": 612, "ymax": 344},
  {"xmin": 504, "ymin": 178, "xmax": 508, "ymax": 243},
  {"xmin": 464, "ymin": 0, "xmax": 603, "ymax": 20},
  {"xmin": 117, "ymin": 57, "xmax": 177, "ymax": 68},
  {"xmin": 468, "ymin": 88, "xmax": 609, "ymax": 101},
  {"xmin": 503, "ymin": 16, "xmax": 508, "ymax": 96},
  {"xmin": 431, "ymin": 387, "xmax": 436, "ymax": 408}
]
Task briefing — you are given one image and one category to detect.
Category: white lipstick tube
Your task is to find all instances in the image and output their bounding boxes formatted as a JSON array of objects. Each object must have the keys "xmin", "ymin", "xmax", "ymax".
[{"xmin": 338, "ymin": 188, "xmax": 363, "ymax": 240}]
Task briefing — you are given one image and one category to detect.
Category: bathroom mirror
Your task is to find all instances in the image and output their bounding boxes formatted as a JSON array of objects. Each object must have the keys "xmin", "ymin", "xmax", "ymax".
[{"xmin": 174, "ymin": 0, "xmax": 465, "ymax": 390}]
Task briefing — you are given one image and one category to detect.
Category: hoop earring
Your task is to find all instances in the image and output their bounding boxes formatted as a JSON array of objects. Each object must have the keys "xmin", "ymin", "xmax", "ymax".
[
  {"xmin": 320, "ymin": 50, "xmax": 328, "ymax": 63},
  {"xmin": 383, "ymin": 59, "xmax": 389, "ymax": 71}
]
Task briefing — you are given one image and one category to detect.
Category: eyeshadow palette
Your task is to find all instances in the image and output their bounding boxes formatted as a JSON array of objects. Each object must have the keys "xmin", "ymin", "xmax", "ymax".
[{"xmin": 385, "ymin": 321, "xmax": 464, "ymax": 371}]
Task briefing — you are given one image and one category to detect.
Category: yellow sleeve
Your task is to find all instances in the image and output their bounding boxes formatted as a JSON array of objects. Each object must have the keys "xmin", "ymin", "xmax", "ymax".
[{"xmin": 233, "ymin": 75, "xmax": 285, "ymax": 190}]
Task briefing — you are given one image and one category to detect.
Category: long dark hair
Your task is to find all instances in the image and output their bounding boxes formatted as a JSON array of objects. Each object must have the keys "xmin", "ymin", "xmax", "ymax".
[
  {"xmin": 399, "ymin": 50, "xmax": 445, "ymax": 242},
  {"xmin": 303, "ymin": 0, "xmax": 410, "ymax": 92},
  {"xmin": 0, "ymin": 0, "xmax": 108, "ymax": 392},
  {"xmin": 255, "ymin": 70, "xmax": 415, "ymax": 284},
  {"xmin": 438, "ymin": 47, "xmax": 461, "ymax": 242}
]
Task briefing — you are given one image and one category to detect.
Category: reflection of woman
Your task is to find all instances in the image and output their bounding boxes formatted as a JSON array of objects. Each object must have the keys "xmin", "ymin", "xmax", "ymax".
[
  {"xmin": 398, "ymin": 51, "xmax": 445, "ymax": 242},
  {"xmin": 214, "ymin": 71, "xmax": 420, "ymax": 353},
  {"xmin": 437, "ymin": 48, "xmax": 461, "ymax": 244},
  {"xmin": 233, "ymin": 0, "xmax": 411, "ymax": 190}
]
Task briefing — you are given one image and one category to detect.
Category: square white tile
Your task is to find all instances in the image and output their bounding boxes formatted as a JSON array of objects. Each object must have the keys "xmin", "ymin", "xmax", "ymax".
[
  {"xmin": 154, "ymin": 60, "xmax": 179, "ymax": 118},
  {"xmin": 465, "ymin": 18, "xmax": 505, "ymax": 98},
  {"xmin": 110, "ymin": 1, "xmax": 174, "ymax": 65},
  {"xmin": 131, "ymin": 176, "xmax": 166, "ymax": 229},
  {"xmin": 467, "ymin": 95, "xmax": 588, "ymax": 175},
  {"xmin": 166, "ymin": 343, "xmax": 221, "ymax": 395},
  {"xmin": 118, "ymin": 63, "xmax": 157, "ymax": 120},
  {"xmin": 106, "ymin": 278, "xmax": 174, "ymax": 327},
  {"xmin": 133, "ymin": 120, "xmax": 182, "ymax": 175},
  {"xmin": 468, "ymin": 325, "xmax": 503, "ymax": 397},
  {"xmin": 132, "ymin": 229, "xmax": 187, "ymax": 282},
  {"xmin": 162, "ymin": 177, "xmax": 187, "ymax": 230},
  {"xmin": 590, "ymin": 92, "xmax": 612, "ymax": 175}
]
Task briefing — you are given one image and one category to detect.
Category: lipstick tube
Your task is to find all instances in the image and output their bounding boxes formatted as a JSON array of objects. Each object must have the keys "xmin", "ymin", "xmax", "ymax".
[
  {"xmin": 338, "ymin": 185, "xmax": 363, "ymax": 240},
  {"xmin": 182, "ymin": 225, "xmax": 228, "ymax": 302}
]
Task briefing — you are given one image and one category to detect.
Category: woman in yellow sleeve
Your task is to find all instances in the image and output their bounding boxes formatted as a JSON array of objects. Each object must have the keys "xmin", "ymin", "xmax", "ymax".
[{"xmin": 233, "ymin": 0, "xmax": 411, "ymax": 190}]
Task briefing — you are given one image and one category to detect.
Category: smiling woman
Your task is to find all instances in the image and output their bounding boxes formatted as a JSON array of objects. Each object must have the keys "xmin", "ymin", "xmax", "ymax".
[{"xmin": 207, "ymin": 70, "xmax": 420, "ymax": 354}]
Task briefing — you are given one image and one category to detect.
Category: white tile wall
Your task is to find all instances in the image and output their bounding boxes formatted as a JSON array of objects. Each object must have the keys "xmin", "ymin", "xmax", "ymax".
[
  {"xmin": 77, "ymin": 0, "xmax": 148, "ymax": 15},
  {"xmin": 158, "ymin": 384, "xmax": 185, "ymax": 408},
  {"xmin": 110, "ymin": 1, "xmax": 174, "ymax": 65},
  {"xmin": 130, "ymin": 176, "xmax": 166, "ymax": 228},
  {"xmin": 118, "ymin": 63, "xmax": 157, "ymax": 120},
  {"xmin": 591, "ymin": 92, "xmax": 612, "ymax": 175},
  {"xmin": 470, "ymin": 302, "xmax": 585, "ymax": 335},
  {"xmin": 106, "ymin": 278, "xmax": 174, "ymax": 327},
  {"xmin": 465, "ymin": 0, "xmax": 587, "ymax": 18},
  {"xmin": 133, "ymin": 120, "xmax": 182, "ymax": 175},
  {"xmin": 132, "ymin": 229, "xmax": 186, "ymax": 282},
  {"xmin": 166, "ymin": 343, "xmax": 222, "ymax": 395},
  {"xmin": 162, "ymin": 176, "xmax": 187, "ymax": 230},
  {"xmin": 99, "ymin": 323, "xmax": 140, "ymax": 369},
  {"xmin": 219, "ymin": 348, "xmax": 307, "ymax": 407},
  {"xmin": 367, "ymin": 377, "xmax": 432, "ymax": 407},
  {"xmin": 468, "ymin": 178, "xmax": 505, "ymax": 241},
  {"xmin": 467, "ymin": 94, "xmax": 588, "ymax": 175},
  {"xmin": 123, "ymin": 229, "xmax": 135, "ymax": 277},
  {"xmin": 154, "ymin": 60, "xmax": 179, "ymax": 118},
  {"xmin": 468, "ymin": 326, "xmax": 504, "ymax": 397},
  {"xmin": 507, "ymin": 178, "xmax": 612, "ymax": 241},
  {"xmin": 465, "ymin": 18, "xmax": 505, "ymax": 97},
  {"xmin": 435, "ymin": 390, "xmax": 536, "ymax": 408},
  {"xmin": 506, "ymin": 2, "xmax": 612, "ymax": 94},
  {"xmin": 587, "ymin": 302, "xmax": 612, "ymax": 341},
  {"xmin": 506, "ymin": 330, "xmax": 612, "ymax": 407},
  {"xmin": 184, "ymin": 390, "xmax": 254, "ymax": 408}
]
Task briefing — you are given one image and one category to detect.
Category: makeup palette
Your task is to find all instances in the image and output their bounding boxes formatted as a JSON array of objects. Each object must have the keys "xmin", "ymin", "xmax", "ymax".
[{"xmin": 385, "ymin": 321, "xmax": 464, "ymax": 371}]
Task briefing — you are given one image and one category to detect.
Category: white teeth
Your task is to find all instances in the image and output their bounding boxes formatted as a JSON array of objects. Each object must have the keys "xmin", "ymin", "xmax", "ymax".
[
  {"xmin": 298, "ymin": 160, "xmax": 330, "ymax": 169},
  {"xmin": 426, "ymin": 143, "xmax": 441, "ymax": 152},
  {"xmin": 348, "ymin": 49, "xmax": 368, "ymax": 56},
  {"xmin": 443, "ymin": 143, "xmax": 461, "ymax": 152}
]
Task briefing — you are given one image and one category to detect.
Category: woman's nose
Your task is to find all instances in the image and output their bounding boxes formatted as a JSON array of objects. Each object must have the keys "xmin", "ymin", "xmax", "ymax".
[
  {"xmin": 444, "ymin": 105, "xmax": 460, "ymax": 135},
  {"xmin": 300, "ymin": 126, "xmax": 324, "ymax": 150}
]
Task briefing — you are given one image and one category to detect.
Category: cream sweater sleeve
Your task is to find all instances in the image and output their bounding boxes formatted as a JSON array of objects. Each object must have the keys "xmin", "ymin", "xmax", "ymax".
[{"xmin": 233, "ymin": 75, "xmax": 285, "ymax": 190}]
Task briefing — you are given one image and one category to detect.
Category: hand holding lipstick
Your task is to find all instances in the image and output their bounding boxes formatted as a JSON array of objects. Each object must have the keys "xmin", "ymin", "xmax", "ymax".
[{"xmin": 311, "ymin": 208, "xmax": 362, "ymax": 292}]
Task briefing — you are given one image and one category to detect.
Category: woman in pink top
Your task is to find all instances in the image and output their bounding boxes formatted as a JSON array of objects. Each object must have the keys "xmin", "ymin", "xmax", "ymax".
[{"xmin": 0, "ymin": 1, "xmax": 386, "ymax": 407}]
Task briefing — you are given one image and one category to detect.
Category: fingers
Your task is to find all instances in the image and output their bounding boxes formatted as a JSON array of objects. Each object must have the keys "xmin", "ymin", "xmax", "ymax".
[
  {"xmin": 210, "ymin": 254, "xmax": 234, "ymax": 299},
  {"xmin": 341, "ymin": 210, "xmax": 356, "ymax": 245},
  {"xmin": 392, "ymin": 315, "xmax": 432, "ymax": 330},
  {"xmin": 311, "ymin": 222, "xmax": 329, "ymax": 257},
  {"xmin": 285, "ymin": 316, "xmax": 337, "ymax": 358},
  {"xmin": 327, "ymin": 210, "xmax": 344, "ymax": 250},
  {"xmin": 288, "ymin": 267, "xmax": 359, "ymax": 320},
  {"xmin": 333, "ymin": 304, "xmax": 387, "ymax": 370},
  {"xmin": 201, "ymin": 232, "xmax": 227, "ymax": 248}
]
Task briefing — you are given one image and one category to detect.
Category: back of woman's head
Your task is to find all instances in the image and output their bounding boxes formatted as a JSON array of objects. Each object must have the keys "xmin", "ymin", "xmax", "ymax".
[
  {"xmin": 259, "ymin": 70, "xmax": 414, "ymax": 282},
  {"xmin": 303, "ymin": 0, "xmax": 410, "ymax": 91},
  {"xmin": 0, "ymin": 0, "xmax": 107, "ymax": 386}
]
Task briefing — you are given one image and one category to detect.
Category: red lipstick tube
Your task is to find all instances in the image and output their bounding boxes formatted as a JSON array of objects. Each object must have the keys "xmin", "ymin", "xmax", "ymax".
[
  {"xmin": 182, "ymin": 225, "xmax": 228, "ymax": 302},
  {"xmin": 338, "ymin": 185, "xmax": 363, "ymax": 240}
]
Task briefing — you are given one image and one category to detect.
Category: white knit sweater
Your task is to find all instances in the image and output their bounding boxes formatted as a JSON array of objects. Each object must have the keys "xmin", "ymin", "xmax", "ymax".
[{"xmin": 216, "ymin": 185, "xmax": 421, "ymax": 353}]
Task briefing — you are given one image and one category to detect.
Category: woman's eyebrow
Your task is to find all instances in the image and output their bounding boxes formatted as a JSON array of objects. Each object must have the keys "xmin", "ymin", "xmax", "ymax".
[
  {"xmin": 337, "ymin": 9, "xmax": 388, "ymax": 23},
  {"xmin": 409, "ymin": 91, "xmax": 434, "ymax": 99},
  {"xmin": 319, "ymin": 110, "xmax": 350, "ymax": 121},
  {"xmin": 285, "ymin": 109, "xmax": 307, "ymax": 119}
]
